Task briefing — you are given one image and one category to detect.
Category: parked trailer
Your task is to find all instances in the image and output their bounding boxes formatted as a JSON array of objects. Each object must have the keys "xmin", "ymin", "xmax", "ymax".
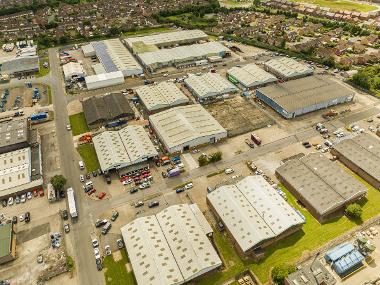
[
  {"xmin": 251, "ymin": 133, "xmax": 262, "ymax": 146},
  {"xmin": 67, "ymin": 187, "xmax": 78, "ymax": 218},
  {"xmin": 29, "ymin": 112, "xmax": 47, "ymax": 121}
]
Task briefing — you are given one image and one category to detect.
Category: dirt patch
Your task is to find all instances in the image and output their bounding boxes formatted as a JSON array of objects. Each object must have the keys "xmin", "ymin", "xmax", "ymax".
[
  {"xmin": 205, "ymin": 96, "xmax": 274, "ymax": 137},
  {"xmin": 17, "ymin": 223, "xmax": 50, "ymax": 244},
  {"xmin": 67, "ymin": 100, "xmax": 83, "ymax": 116},
  {"xmin": 112, "ymin": 251, "xmax": 122, "ymax": 262},
  {"xmin": 126, "ymin": 262, "xmax": 132, "ymax": 273}
]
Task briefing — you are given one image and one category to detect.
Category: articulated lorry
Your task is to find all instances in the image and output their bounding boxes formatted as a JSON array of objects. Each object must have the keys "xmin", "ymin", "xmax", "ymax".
[{"xmin": 67, "ymin": 187, "xmax": 78, "ymax": 218}]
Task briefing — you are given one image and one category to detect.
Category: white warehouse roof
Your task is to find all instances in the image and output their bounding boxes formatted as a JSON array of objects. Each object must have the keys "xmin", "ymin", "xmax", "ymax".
[
  {"xmin": 85, "ymin": 71, "xmax": 124, "ymax": 85},
  {"xmin": 138, "ymin": 41, "xmax": 230, "ymax": 67},
  {"xmin": 207, "ymin": 176, "xmax": 304, "ymax": 253},
  {"xmin": 62, "ymin": 62, "xmax": 85, "ymax": 80},
  {"xmin": 125, "ymin": 29, "xmax": 208, "ymax": 49},
  {"xmin": 227, "ymin": 63, "xmax": 277, "ymax": 88},
  {"xmin": 93, "ymin": 125, "xmax": 158, "ymax": 172},
  {"xmin": 121, "ymin": 204, "xmax": 222, "ymax": 285},
  {"xmin": 184, "ymin": 72, "xmax": 238, "ymax": 99},
  {"xmin": 136, "ymin": 81, "xmax": 189, "ymax": 112},
  {"xmin": 264, "ymin": 57, "xmax": 313, "ymax": 79},
  {"xmin": 149, "ymin": 104, "xmax": 227, "ymax": 151}
]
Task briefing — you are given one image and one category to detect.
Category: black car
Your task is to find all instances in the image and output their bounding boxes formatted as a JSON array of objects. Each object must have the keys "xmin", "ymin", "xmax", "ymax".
[
  {"xmin": 86, "ymin": 173, "xmax": 91, "ymax": 179},
  {"xmin": 148, "ymin": 201, "xmax": 159, "ymax": 208},
  {"xmin": 61, "ymin": 210, "xmax": 69, "ymax": 220},
  {"xmin": 1, "ymin": 199, "xmax": 7, "ymax": 207},
  {"xmin": 95, "ymin": 219, "xmax": 108, "ymax": 228},
  {"xmin": 95, "ymin": 258, "xmax": 103, "ymax": 271},
  {"xmin": 12, "ymin": 216, "xmax": 17, "ymax": 224},
  {"xmin": 97, "ymin": 169, "xmax": 102, "ymax": 176},
  {"xmin": 24, "ymin": 212, "xmax": 30, "ymax": 223},
  {"xmin": 59, "ymin": 190, "xmax": 66, "ymax": 198},
  {"xmin": 92, "ymin": 171, "xmax": 97, "ymax": 177},
  {"xmin": 117, "ymin": 239, "xmax": 124, "ymax": 249},
  {"xmin": 130, "ymin": 188, "xmax": 138, "ymax": 194}
]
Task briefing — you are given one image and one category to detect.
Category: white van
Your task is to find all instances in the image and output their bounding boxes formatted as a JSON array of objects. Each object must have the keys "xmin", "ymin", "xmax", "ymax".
[{"xmin": 79, "ymin": 161, "xmax": 84, "ymax": 169}]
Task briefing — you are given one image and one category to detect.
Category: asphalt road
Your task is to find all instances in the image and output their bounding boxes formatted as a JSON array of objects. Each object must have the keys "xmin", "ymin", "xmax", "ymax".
[{"xmin": 48, "ymin": 48, "xmax": 104, "ymax": 285}]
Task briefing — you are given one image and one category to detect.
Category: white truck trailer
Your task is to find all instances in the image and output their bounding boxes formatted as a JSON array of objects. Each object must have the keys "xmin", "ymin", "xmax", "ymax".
[{"xmin": 67, "ymin": 187, "xmax": 78, "ymax": 218}]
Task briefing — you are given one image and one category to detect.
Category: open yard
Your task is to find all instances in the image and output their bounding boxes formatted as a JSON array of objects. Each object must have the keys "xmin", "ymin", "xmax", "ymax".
[
  {"xmin": 69, "ymin": 112, "xmax": 89, "ymax": 136},
  {"xmin": 289, "ymin": 0, "xmax": 378, "ymax": 12},
  {"xmin": 77, "ymin": 143, "xmax": 100, "ymax": 172},
  {"xmin": 198, "ymin": 169, "xmax": 380, "ymax": 284},
  {"xmin": 103, "ymin": 250, "xmax": 136, "ymax": 285}
]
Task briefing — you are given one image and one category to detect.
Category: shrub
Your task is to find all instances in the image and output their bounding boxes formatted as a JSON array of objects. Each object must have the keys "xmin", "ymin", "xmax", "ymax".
[
  {"xmin": 346, "ymin": 203, "xmax": 363, "ymax": 219},
  {"xmin": 271, "ymin": 263, "xmax": 296, "ymax": 285}
]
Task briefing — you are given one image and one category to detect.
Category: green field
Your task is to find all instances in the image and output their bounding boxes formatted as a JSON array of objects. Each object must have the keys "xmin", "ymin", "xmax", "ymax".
[
  {"xmin": 69, "ymin": 112, "xmax": 89, "ymax": 136},
  {"xmin": 289, "ymin": 0, "xmax": 377, "ymax": 12},
  {"xmin": 77, "ymin": 143, "xmax": 100, "ymax": 172},
  {"xmin": 103, "ymin": 251, "xmax": 136, "ymax": 285},
  {"xmin": 199, "ymin": 170, "xmax": 380, "ymax": 284}
]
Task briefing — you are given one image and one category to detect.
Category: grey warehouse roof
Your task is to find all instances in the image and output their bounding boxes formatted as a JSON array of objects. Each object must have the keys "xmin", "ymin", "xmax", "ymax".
[
  {"xmin": 333, "ymin": 134, "xmax": 380, "ymax": 184},
  {"xmin": 227, "ymin": 63, "xmax": 277, "ymax": 88},
  {"xmin": 0, "ymin": 55, "xmax": 39, "ymax": 75},
  {"xmin": 264, "ymin": 57, "xmax": 313, "ymax": 79},
  {"xmin": 276, "ymin": 153, "xmax": 367, "ymax": 216},
  {"xmin": 0, "ymin": 119, "xmax": 28, "ymax": 150},
  {"xmin": 257, "ymin": 76, "xmax": 355, "ymax": 113},
  {"xmin": 286, "ymin": 260, "xmax": 336, "ymax": 285},
  {"xmin": 121, "ymin": 204, "xmax": 221, "ymax": 285},
  {"xmin": 82, "ymin": 93, "xmax": 134, "ymax": 126},
  {"xmin": 93, "ymin": 125, "xmax": 158, "ymax": 172},
  {"xmin": 185, "ymin": 73, "xmax": 238, "ymax": 99},
  {"xmin": 207, "ymin": 176, "xmax": 304, "ymax": 253},
  {"xmin": 136, "ymin": 81, "xmax": 189, "ymax": 112},
  {"xmin": 149, "ymin": 104, "xmax": 226, "ymax": 150}
]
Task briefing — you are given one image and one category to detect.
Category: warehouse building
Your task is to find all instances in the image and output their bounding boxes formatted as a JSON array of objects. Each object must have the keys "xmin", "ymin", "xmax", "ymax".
[
  {"xmin": 62, "ymin": 62, "xmax": 85, "ymax": 81},
  {"xmin": 207, "ymin": 175, "xmax": 304, "ymax": 257},
  {"xmin": 125, "ymin": 29, "xmax": 208, "ymax": 53},
  {"xmin": 0, "ymin": 55, "xmax": 39, "ymax": 76},
  {"xmin": 93, "ymin": 125, "xmax": 158, "ymax": 173},
  {"xmin": 227, "ymin": 63, "xmax": 277, "ymax": 89},
  {"xmin": 256, "ymin": 76, "xmax": 355, "ymax": 119},
  {"xmin": 276, "ymin": 153, "xmax": 367, "ymax": 223},
  {"xmin": 184, "ymin": 72, "xmax": 238, "ymax": 101},
  {"xmin": 135, "ymin": 81, "xmax": 189, "ymax": 113},
  {"xmin": 82, "ymin": 93, "xmax": 134, "ymax": 128},
  {"xmin": 82, "ymin": 38, "xmax": 143, "ymax": 77},
  {"xmin": 85, "ymin": 71, "xmax": 124, "ymax": 90},
  {"xmin": 0, "ymin": 119, "xmax": 29, "ymax": 154},
  {"xmin": 331, "ymin": 134, "xmax": 380, "ymax": 189},
  {"xmin": 137, "ymin": 41, "xmax": 230, "ymax": 72},
  {"xmin": 0, "ymin": 223, "xmax": 16, "ymax": 265},
  {"xmin": 149, "ymin": 104, "xmax": 227, "ymax": 153},
  {"xmin": 263, "ymin": 57, "xmax": 313, "ymax": 80},
  {"xmin": 285, "ymin": 260, "xmax": 336, "ymax": 285},
  {"xmin": 121, "ymin": 203, "xmax": 222, "ymax": 285}
]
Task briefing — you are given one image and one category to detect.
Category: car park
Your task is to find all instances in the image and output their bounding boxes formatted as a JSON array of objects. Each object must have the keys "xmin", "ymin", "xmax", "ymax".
[
  {"xmin": 64, "ymin": 223, "xmax": 70, "ymax": 233},
  {"xmin": 117, "ymin": 239, "xmax": 124, "ymax": 249},
  {"xmin": 111, "ymin": 211, "xmax": 119, "ymax": 221},
  {"xmin": 61, "ymin": 210, "xmax": 69, "ymax": 220},
  {"xmin": 130, "ymin": 188, "xmax": 138, "ymax": 194},
  {"xmin": 148, "ymin": 201, "xmax": 159, "ymax": 208},
  {"xmin": 24, "ymin": 212, "xmax": 30, "ymax": 223}
]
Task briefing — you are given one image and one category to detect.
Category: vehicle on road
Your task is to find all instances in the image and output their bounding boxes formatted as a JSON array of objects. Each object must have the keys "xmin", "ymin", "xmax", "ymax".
[
  {"xmin": 225, "ymin": 168, "xmax": 234, "ymax": 174},
  {"xmin": 117, "ymin": 239, "xmax": 124, "ymax": 249},
  {"xmin": 148, "ymin": 201, "xmax": 159, "ymax": 208},
  {"xmin": 61, "ymin": 210, "xmax": 69, "ymax": 220},
  {"xmin": 134, "ymin": 201, "xmax": 144, "ymax": 208},
  {"xmin": 111, "ymin": 211, "xmax": 119, "ymax": 221},
  {"xmin": 67, "ymin": 188, "xmax": 78, "ymax": 218},
  {"xmin": 64, "ymin": 223, "xmax": 70, "ymax": 233}
]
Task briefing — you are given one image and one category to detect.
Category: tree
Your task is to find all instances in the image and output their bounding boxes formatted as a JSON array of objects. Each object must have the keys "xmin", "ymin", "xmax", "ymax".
[
  {"xmin": 209, "ymin": 151, "xmax": 222, "ymax": 163},
  {"xmin": 271, "ymin": 264, "xmax": 296, "ymax": 285},
  {"xmin": 50, "ymin": 175, "xmax": 67, "ymax": 191},
  {"xmin": 198, "ymin": 155, "xmax": 208, "ymax": 167},
  {"xmin": 346, "ymin": 203, "xmax": 363, "ymax": 219}
]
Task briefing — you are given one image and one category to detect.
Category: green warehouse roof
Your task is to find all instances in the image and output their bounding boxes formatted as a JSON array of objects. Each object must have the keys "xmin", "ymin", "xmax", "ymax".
[{"xmin": 0, "ymin": 223, "xmax": 12, "ymax": 258}]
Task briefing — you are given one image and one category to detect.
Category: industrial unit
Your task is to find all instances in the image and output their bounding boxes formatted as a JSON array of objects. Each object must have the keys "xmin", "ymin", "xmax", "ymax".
[
  {"xmin": 85, "ymin": 71, "xmax": 124, "ymax": 90},
  {"xmin": 184, "ymin": 72, "xmax": 238, "ymax": 101},
  {"xmin": 149, "ymin": 104, "xmax": 227, "ymax": 153},
  {"xmin": 331, "ymin": 134, "xmax": 380, "ymax": 189},
  {"xmin": 0, "ymin": 119, "xmax": 42, "ymax": 199},
  {"xmin": 263, "ymin": 57, "xmax": 313, "ymax": 80},
  {"xmin": 121, "ymin": 203, "xmax": 222, "ymax": 285},
  {"xmin": 135, "ymin": 81, "xmax": 189, "ymax": 113},
  {"xmin": 275, "ymin": 153, "xmax": 367, "ymax": 223},
  {"xmin": 62, "ymin": 62, "xmax": 85, "ymax": 81},
  {"xmin": 82, "ymin": 92, "xmax": 134, "ymax": 128},
  {"xmin": 125, "ymin": 29, "xmax": 208, "ymax": 53},
  {"xmin": 207, "ymin": 176, "xmax": 305, "ymax": 256},
  {"xmin": 93, "ymin": 125, "xmax": 158, "ymax": 173},
  {"xmin": 227, "ymin": 63, "xmax": 277, "ymax": 89},
  {"xmin": 0, "ymin": 55, "xmax": 39, "ymax": 76},
  {"xmin": 256, "ymin": 76, "xmax": 355, "ymax": 119},
  {"xmin": 285, "ymin": 260, "xmax": 336, "ymax": 285},
  {"xmin": 81, "ymin": 38, "xmax": 143, "ymax": 77},
  {"xmin": 0, "ymin": 223, "xmax": 16, "ymax": 265},
  {"xmin": 137, "ymin": 41, "xmax": 230, "ymax": 72}
]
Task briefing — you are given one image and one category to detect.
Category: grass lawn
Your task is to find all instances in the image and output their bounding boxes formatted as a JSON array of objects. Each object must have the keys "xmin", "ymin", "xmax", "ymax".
[
  {"xmin": 77, "ymin": 143, "xmax": 100, "ymax": 172},
  {"xmin": 47, "ymin": 86, "xmax": 52, "ymax": 104},
  {"xmin": 36, "ymin": 57, "xmax": 50, "ymax": 78},
  {"xmin": 124, "ymin": 27, "xmax": 172, "ymax": 37},
  {"xmin": 69, "ymin": 113, "xmax": 89, "ymax": 136},
  {"xmin": 289, "ymin": 0, "xmax": 377, "ymax": 12},
  {"xmin": 103, "ymin": 250, "xmax": 137, "ymax": 285},
  {"xmin": 199, "ymin": 169, "xmax": 380, "ymax": 284}
]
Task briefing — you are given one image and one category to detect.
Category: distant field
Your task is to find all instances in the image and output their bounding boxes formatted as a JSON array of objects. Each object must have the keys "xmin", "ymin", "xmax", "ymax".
[
  {"xmin": 289, "ymin": 0, "xmax": 378, "ymax": 12},
  {"xmin": 219, "ymin": 0, "xmax": 253, "ymax": 8}
]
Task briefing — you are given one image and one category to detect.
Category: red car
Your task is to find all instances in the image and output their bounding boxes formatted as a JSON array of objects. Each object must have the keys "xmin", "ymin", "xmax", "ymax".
[
  {"xmin": 39, "ymin": 189, "xmax": 44, "ymax": 197},
  {"xmin": 120, "ymin": 175, "xmax": 130, "ymax": 182},
  {"xmin": 87, "ymin": 188, "xmax": 96, "ymax": 195},
  {"xmin": 98, "ymin": 192, "xmax": 106, "ymax": 199},
  {"xmin": 33, "ymin": 189, "xmax": 38, "ymax": 197},
  {"xmin": 143, "ymin": 173, "xmax": 151, "ymax": 178}
]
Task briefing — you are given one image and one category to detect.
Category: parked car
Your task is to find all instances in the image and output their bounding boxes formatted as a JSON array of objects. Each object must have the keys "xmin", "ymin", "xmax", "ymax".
[
  {"xmin": 15, "ymin": 196, "xmax": 20, "ymax": 204},
  {"xmin": 39, "ymin": 189, "xmax": 44, "ymax": 197},
  {"xmin": 27, "ymin": 192, "xmax": 32, "ymax": 200},
  {"xmin": 139, "ymin": 182, "xmax": 150, "ymax": 189},
  {"xmin": 87, "ymin": 188, "xmax": 96, "ymax": 195},
  {"xmin": 130, "ymin": 188, "xmax": 138, "ymax": 194},
  {"xmin": 8, "ymin": 197, "xmax": 14, "ymax": 206},
  {"xmin": 86, "ymin": 173, "xmax": 91, "ymax": 179},
  {"xmin": 19, "ymin": 214, "xmax": 25, "ymax": 222},
  {"xmin": 224, "ymin": 168, "xmax": 234, "ymax": 174},
  {"xmin": 122, "ymin": 179, "xmax": 133, "ymax": 185},
  {"xmin": 79, "ymin": 175, "xmax": 85, "ymax": 182},
  {"xmin": 116, "ymin": 239, "xmax": 124, "ymax": 249},
  {"xmin": 134, "ymin": 201, "xmax": 144, "ymax": 208},
  {"xmin": 20, "ymin": 194, "xmax": 26, "ymax": 203},
  {"xmin": 94, "ymin": 247, "xmax": 101, "ymax": 259},
  {"xmin": 95, "ymin": 258, "xmax": 103, "ymax": 271},
  {"xmin": 24, "ymin": 212, "xmax": 30, "ymax": 223},
  {"xmin": 95, "ymin": 219, "xmax": 108, "ymax": 228},
  {"xmin": 148, "ymin": 201, "xmax": 159, "ymax": 208},
  {"xmin": 184, "ymin": 183, "xmax": 193, "ymax": 189},
  {"xmin": 66, "ymin": 124, "xmax": 71, "ymax": 131},
  {"xmin": 33, "ymin": 190, "xmax": 38, "ymax": 197},
  {"xmin": 111, "ymin": 211, "xmax": 119, "ymax": 221},
  {"xmin": 105, "ymin": 245, "xmax": 112, "ymax": 256},
  {"xmin": 98, "ymin": 192, "xmax": 106, "ymax": 199},
  {"xmin": 176, "ymin": 187, "xmax": 185, "ymax": 194},
  {"xmin": 92, "ymin": 171, "xmax": 97, "ymax": 177},
  {"xmin": 97, "ymin": 169, "xmax": 102, "ymax": 176},
  {"xmin": 2, "ymin": 199, "xmax": 7, "ymax": 207},
  {"xmin": 64, "ymin": 223, "xmax": 70, "ymax": 233},
  {"xmin": 12, "ymin": 216, "xmax": 17, "ymax": 224},
  {"xmin": 92, "ymin": 238, "xmax": 99, "ymax": 248},
  {"xmin": 101, "ymin": 222, "xmax": 112, "ymax": 235},
  {"xmin": 61, "ymin": 210, "xmax": 69, "ymax": 220}
]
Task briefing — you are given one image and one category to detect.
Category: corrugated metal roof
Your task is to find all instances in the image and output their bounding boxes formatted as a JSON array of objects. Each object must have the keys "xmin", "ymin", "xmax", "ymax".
[
  {"xmin": 227, "ymin": 63, "xmax": 277, "ymax": 88},
  {"xmin": 264, "ymin": 57, "xmax": 313, "ymax": 79}
]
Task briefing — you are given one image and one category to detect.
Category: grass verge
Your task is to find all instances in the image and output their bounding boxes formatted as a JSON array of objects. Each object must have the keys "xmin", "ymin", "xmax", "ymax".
[
  {"xmin": 36, "ymin": 56, "xmax": 50, "ymax": 78},
  {"xmin": 77, "ymin": 143, "xmax": 100, "ymax": 172},
  {"xmin": 199, "ymin": 169, "xmax": 380, "ymax": 284},
  {"xmin": 207, "ymin": 170, "xmax": 224, "ymax": 178},
  {"xmin": 103, "ymin": 250, "xmax": 136, "ymax": 285},
  {"xmin": 47, "ymin": 86, "xmax": 52, "ymax": 104},
  {"xmin": 69, "ymin": 112, "xmax": 89, "ymax": 136}
]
